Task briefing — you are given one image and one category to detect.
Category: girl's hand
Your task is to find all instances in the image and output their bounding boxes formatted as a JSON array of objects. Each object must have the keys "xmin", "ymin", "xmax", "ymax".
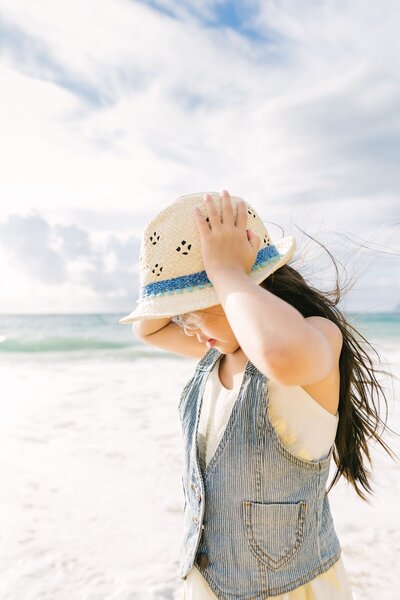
[{"xmin": 194, "ymin": 190, "xmax": 260, "ymax": 281}]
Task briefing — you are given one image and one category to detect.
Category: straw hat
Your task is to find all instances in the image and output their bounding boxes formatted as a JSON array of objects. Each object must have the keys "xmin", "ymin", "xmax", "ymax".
[{"xmin": 119, "ymin": 191, "xmax": 296, "ymax": 324}]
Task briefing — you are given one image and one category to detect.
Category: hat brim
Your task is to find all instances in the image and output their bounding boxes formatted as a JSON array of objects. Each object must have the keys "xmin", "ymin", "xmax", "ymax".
[{"xmin": 118, "ymin": 235, "xmax": 296, "ymax": 324}]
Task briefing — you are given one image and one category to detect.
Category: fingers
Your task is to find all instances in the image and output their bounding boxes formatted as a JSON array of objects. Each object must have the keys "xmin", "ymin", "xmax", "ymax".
[
  {"xmin": 203, "ymin": 190, "xmax": 236, "ymax": 227},
  {"xmin": 203, "ymin": 193, "xmax": 221, "ymax": 229},
  {"xmin": 196, "ymin": 191, "xmax": 246, "ymax": 231},
  {"xmin": 194, "ymin": 204, "xmax": 211, "ymax": 235},
  {"xmin": 220, "ymin": 190, "xmax": 235, "ymax": 226},
  {"xmin": 235, "ymin": 198, "xmax": 248, "ymax": 230}
]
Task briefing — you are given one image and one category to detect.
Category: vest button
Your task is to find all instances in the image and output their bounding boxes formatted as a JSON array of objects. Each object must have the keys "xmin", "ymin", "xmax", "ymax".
[{"xmin": 197, "ymin": 552, "xmax": 209, "ymax": 569}]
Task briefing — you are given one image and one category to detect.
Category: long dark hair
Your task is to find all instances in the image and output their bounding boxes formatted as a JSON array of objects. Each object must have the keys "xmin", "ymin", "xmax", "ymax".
[{"xmin": 260, "ymin": 230, "xmax": 399, "ymax": 502}]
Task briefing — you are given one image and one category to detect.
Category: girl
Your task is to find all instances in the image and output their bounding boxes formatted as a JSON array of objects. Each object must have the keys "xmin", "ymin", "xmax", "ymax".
[{"xmin": 119, "ymin": 190, "xmax": 397, "ymax": 599}]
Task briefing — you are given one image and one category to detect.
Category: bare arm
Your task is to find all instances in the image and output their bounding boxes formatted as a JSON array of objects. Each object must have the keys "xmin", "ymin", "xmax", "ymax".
[
  {"xmin": 131, "ymin": 317, "xmax": 206, "ymax": 359},
  {"xmin": 132, "ymin": 316, "xmax": 172, "ymax": 338}
]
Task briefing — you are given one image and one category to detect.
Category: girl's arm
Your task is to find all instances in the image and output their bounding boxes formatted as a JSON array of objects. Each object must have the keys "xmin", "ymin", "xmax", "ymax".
[
  {"xmin": 132, "ymin": 318, "xmax": 207, "ymax": 359},
  {"xmin": 132, "ymin": 317, "xmax": 172, "ymax": 337}
]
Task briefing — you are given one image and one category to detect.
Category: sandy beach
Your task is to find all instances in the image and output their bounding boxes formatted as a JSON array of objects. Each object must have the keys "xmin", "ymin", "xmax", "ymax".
[{"xmin": 0, "ymin": 327, "xmax": 399, "ymax": 599}]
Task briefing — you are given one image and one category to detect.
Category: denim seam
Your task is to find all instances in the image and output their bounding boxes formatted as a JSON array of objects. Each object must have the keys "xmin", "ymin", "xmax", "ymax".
[
  {"xmin": 194, "ymin": 564, "xmax": 229, "ymax": 600},
  {"xmin": 266, "ymin": 415, "xmax": 333, "ymax": 471},
  {"xmin": 178, "ymin": 375, "xmax": 196, "ymax": 416},
  {"xmin": 256, "ymin": 384, "xmax": 266, "ymax": 500},
  {"xmin": 316, "ymin": 470, "xmax": 322, "ymax": 562},
  {"xmin": 203, "ymin": 397, "xmax": 243, "ymax": 482},
  {"xmin": 266, "ymin": 550, "xmax": 342, "ymax": 596}
]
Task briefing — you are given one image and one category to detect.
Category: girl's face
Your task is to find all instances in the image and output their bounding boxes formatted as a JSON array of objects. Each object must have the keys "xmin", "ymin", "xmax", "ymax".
[{"xmin": 172, "ymin": 304, "xmax": 240, "ymax": 354}]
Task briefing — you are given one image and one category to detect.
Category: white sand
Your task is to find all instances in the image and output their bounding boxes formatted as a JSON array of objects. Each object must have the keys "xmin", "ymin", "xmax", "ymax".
[{"xmin": 0, "ymin": 342, "xmax": 399, "ymax": 599}]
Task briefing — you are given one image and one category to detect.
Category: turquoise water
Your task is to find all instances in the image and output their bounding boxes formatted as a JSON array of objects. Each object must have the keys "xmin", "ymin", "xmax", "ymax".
[
  {"xmin": 0, "ymin": 314, "xmax": 143, "ymax": 362},
  {"xmin": 0, "ymin": 311, "xmax": 398, "ymax": 359}
]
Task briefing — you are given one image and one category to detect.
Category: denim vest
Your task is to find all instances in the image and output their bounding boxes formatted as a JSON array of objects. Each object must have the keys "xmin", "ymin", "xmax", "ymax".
[{"xmin": 178, "ymin": 347, "xmax": 341, "ymax": 599}]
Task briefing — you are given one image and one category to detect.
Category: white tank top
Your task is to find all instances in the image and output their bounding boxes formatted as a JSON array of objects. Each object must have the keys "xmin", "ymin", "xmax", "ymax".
[
  {"xmin": 182, "ymin": 359, "xmax": 354, "ymax": 600},
  {"xmin": 197, "ymin": 358, "xmax": 339, "ymax": 469}
]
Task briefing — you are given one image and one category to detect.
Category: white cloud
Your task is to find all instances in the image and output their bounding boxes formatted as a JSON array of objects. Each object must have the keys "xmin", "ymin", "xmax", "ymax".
[{"xmin": 0, "ymin": 211, "xmax": 141, "ymax": 312}]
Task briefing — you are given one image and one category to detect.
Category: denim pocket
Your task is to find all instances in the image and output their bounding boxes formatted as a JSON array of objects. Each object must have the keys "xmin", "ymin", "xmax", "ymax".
[{"xmin": 242, "ymin": 500, "xmax": 307, "ymax": 571}]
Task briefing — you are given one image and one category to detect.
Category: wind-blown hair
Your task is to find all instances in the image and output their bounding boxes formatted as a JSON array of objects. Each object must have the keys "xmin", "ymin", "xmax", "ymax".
[{"xmin": 260, "ymin": 229, "xmax": 399, "ymax": 502}]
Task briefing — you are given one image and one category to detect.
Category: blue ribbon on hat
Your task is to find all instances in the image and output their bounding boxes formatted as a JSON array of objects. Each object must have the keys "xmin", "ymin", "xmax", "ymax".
[{"xmin": 138, "ymin": 244, "xmax": 281, "ymax": 301}]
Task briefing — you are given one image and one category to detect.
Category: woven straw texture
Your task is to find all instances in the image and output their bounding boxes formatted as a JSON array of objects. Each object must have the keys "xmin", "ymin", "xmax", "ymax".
[{"xmin": 119, "ymin": 191, "xmax": 296, "ymax": 324}]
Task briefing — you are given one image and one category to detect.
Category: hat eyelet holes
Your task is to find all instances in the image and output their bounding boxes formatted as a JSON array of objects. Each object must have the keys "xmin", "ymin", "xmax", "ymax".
[
  {"xmin": 176, "ymin": 240, "xmax": 192, "ymax": 256},
  {"xmin": 149, "ymin": 231, "xmax": 160, "ymax": 245},
  {"xmin": 151, "ymin": 263, "xmax": 164, "ymax": 276}
]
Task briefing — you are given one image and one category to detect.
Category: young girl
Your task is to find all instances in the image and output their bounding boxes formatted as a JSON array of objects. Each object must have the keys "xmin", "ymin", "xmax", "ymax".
[{"xmin": 119, "ymin": 190, "xmax": 397, "ymax": 599}]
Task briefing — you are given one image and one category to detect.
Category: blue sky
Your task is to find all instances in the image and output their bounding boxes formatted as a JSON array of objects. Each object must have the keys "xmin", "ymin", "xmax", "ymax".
[{"xmin": 0, "ymin": 0, "xmax": 399, "ymax": 314}]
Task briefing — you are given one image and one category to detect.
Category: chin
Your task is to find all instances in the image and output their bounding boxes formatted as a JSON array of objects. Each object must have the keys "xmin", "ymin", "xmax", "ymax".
[{"xmin": 213, "ymin": 342, "xmax": 233, "ymax": 354}]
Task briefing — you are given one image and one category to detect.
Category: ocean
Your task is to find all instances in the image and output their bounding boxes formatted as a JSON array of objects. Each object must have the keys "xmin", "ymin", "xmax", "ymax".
[
  {"xmin": 1, "ymin": 311, "xmax": 399, "ymax": 360},
  {"xmin": 0, "ymin": 312, "xmax": 399, "ymax": 599}
]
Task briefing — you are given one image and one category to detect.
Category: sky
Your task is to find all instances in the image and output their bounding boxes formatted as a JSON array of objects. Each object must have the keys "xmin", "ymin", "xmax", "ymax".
[{"xmin": 0, "ymin": 0, "xmax": 399, "ymax": 315}]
